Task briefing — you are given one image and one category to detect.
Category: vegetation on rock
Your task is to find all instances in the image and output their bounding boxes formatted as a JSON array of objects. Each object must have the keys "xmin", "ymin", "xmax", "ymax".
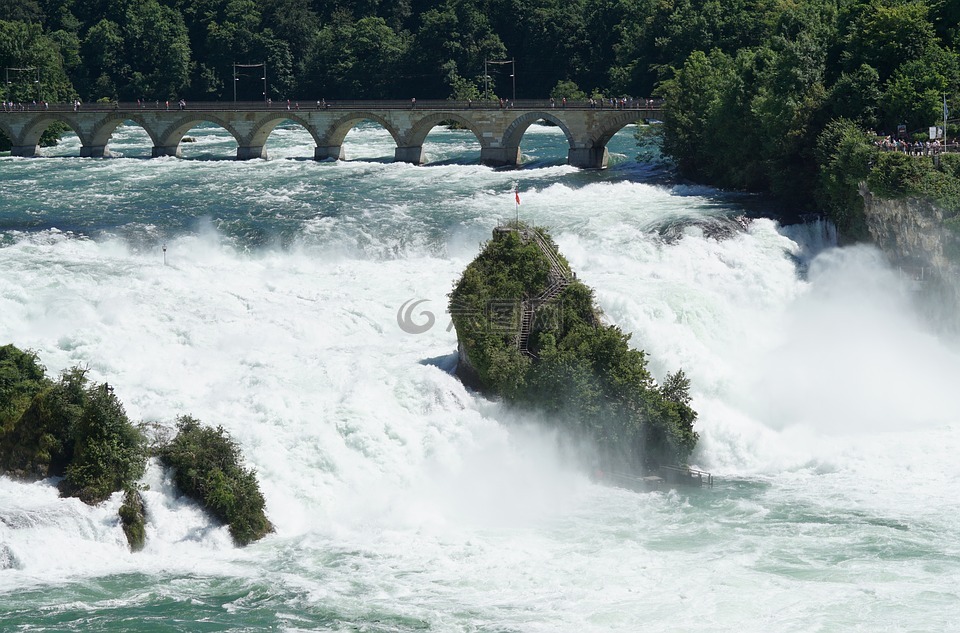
[
  {"xmin": 814, "ymin": 119, "xmax": 960, "ymax": 244},
  {"xmin": 159, "ymin": 415, "xmax": 273, "ymax": 546},
  {"xmin": 0, "ymin": 346, "xmax": 145, "ymax": 503},
  {"xmin": 450, "ymin": 226, "xmax": 698, "ymax": 472},
  {"xmin": 0, "ymin": 344, "xmax": 271, "ymax": 549},
  {"xmin": 119, "ymin": 488, "xmax": 147, "ymax": 552}
]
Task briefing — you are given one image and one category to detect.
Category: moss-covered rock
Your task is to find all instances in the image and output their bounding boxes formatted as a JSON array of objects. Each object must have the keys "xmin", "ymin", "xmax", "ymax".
[
  {"xmin": 159, "ymin": 416, "xmax": 272, "ymax": 546},
  {"xmin": 450, "ymin": 225, "xmax": 698, "ymax": 472},
  {"xmin": 1, "ymin": 344, "xmax": 274, "ymax": 549},
  {"xmin": 119, "ymin": 488, "xmax": 147, "ymax": 552},
  {"xmin": 1, "ymin": 348, "xmax": 146, "ymax": 503}
]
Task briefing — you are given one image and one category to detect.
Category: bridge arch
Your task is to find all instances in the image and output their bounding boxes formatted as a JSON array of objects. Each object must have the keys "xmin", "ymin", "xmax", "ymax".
[
  {"xmin": 501, "ymin": 112, "xmax": 575, "ymax": 149},
  {"xmin": 17, "ymin": 114, "xmax": 90, "ymax": 154},
  {"xmin": 324, "ymin": 112, "xmax": 401, "ymax": 148},
  {"xmin": 90, "ymin": 114, "xmax": 160, "ymax": 152},
  {"xmin": 155, "ymin": 114, "xmax": 244, "ymax": 157},
  {"xmin": 0, "ymin": 119, "xmax": 13, "ymax": 147},
  {"xmin": 589, "ymin": 111, "xmax": 644, "ymax": 148},
  {"xmin": 406, "ymin": 113, "xmax": 486, "ymax": 148},
  {"xmin": 247, "ymin": 113, "xmax": 322, "ymax": 151}
]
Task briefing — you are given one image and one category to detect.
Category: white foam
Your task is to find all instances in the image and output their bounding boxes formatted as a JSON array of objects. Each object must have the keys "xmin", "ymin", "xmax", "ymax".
[{"xmin": 2, "ymin": 125, "xmax": 959, "ymax": 631}]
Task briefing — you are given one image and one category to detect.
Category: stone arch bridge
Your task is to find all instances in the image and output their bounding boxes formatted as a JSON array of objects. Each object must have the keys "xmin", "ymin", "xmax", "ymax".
[{"xmin": 0, "ymin": 99, "xmax": 661, "ymax": 169}]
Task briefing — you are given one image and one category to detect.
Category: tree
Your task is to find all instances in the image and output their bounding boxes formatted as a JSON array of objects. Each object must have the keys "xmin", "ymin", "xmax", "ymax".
[
  {"xmin": 550, "ymin": 79, "xmax": 586, "ymax": 101},
  {"xmin": 815, "ymin": 117, "xmax": 874, "ymax": 240},
  {"xmin": 658, "ymin": 49, "xmax": 735, "ymax": 180},
  {"xmin": 841, "ymin": 0, "xmax": 938, "ymax": 82},
  {"xmin": 59, "ymin": 383, "xmax": 146, "ymax": 504}
]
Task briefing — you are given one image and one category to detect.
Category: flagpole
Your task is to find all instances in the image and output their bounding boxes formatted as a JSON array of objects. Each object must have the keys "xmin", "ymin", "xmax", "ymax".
[
  {"xmin": 515, "ymin": 184, "xmax": 520, "ymax": 227},
  {"xmin": 945, "ymin": 93, "xmax": 949, "ymax": 144}
]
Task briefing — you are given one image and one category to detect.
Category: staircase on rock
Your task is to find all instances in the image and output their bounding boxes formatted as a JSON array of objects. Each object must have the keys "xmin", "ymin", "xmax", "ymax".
[{"xmin": 515, "ymin": 228, "xmax": 573, "ymax": 358}]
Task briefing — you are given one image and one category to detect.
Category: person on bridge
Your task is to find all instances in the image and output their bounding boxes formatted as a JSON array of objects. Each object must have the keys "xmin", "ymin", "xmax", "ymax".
[{"xmin": 411, "ymin": 97, "xmax": 416, "ymax": 109}]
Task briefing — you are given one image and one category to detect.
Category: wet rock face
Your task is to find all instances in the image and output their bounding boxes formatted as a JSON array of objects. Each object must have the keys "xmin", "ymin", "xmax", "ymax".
[
  {"xmin": 656, "ymin": 214, "xmax": 752, "ymax": 244},
  {"xmin": 119, "ymin": 489, "xmax": 146, "ymax": 552},
  {"xmin": 0, "ymin": 543, "xmax": 21, "ymax": 570},
  {"xmin": 860, "ymin": 184, "xmax": 953, "ymax": 272}
]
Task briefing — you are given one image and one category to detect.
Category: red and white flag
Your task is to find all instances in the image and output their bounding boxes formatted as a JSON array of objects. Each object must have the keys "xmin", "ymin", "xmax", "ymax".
[{"xmin": 515, "ymin": 187, "xmax": 521, "ymax": 205}]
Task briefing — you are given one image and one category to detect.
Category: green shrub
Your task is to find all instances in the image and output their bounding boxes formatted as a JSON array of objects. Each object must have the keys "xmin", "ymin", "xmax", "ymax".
[
  {"xmin": 0, "ymin": 345, "xmax": 49, "ymax": 432},
  {"xmin": 160, "ymin": 416, "xmax": 272, "ymax": 546},
  {"xmin": 815, "ymin": 119, "xmax": 875, "ymax": 242},
  {"xmin": 1, "ymin": 346, "xmax": 147, "ymax": 505},
  {"xmin": 0, "ymin": 367, "xmax": 86, "ymax": 478},
  {"xmin": 58, "ymin": 384, "xmax": 146, "ymax": 504},
  {"xmin": 868, "ymin": 152, "xmax": 960, "ymax": 214}
]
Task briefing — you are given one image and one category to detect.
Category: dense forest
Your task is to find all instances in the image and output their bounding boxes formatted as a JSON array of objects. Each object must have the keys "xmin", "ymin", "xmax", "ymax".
[{"xmin": 1, "ymin": 0, "xmax": 959, "ymax": 220}]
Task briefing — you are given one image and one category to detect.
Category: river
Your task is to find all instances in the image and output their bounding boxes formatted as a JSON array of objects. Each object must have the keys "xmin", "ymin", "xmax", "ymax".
[{"xmin": 1, "ymin": 121, "xmax": 959, "ymax": 631}]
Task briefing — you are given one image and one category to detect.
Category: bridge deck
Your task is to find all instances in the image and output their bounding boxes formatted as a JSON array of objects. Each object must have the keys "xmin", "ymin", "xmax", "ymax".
[{"xmin": 2, "ymin": 99, "xmax": 662, "ymax": 113}]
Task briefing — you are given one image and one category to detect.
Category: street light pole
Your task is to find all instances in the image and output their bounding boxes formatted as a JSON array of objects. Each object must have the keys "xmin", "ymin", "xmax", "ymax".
[
  {"xmin": 484, "ymin": 60, "xmax": 488, "ymax": 101},
  {"xmin": 484, "ymin": 59, "xmax": 516, "ymax": 104},
  {"xmin": 233, "ymin": 62, "xmax": 267, "ymax": 103},
  {"xmin": 4, "ymin": 67, "xmax": 39, "ymax": 104}
]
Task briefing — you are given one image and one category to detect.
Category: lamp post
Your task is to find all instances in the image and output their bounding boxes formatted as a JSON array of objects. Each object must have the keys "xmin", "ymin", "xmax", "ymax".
[
  {"xmin": 4, "ymin": 67, "xmax": 39, "ymax": 104},
  {"xmin": 483, "ymin": 59, "xmax": 516, "ymax": 104},
  {"xmin": 233, "ymin": 62, "xmax": 267, "ymax": 102}
]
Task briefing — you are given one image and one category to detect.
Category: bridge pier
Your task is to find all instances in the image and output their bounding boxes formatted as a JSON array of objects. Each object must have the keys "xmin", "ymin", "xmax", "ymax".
[
  {"xmin": 152, "ymin": 145, "xmax": 182, "ymax": 158},
  {"xmin": 395, "ymin": 145, "xmax": 424, "ymax": 165},
  {"xmin": 568, "ymin": 146, "xmax": 608, "ymax": 169},
  {"xmin": 315, "ymin": 145, "xmax": 344, "ymax": 161},
  {"xmin": 237, "ymin": 145, "xmax": 266, "ymax": 160},
  {"xmin": 480, "ymin": 146, "xmax": 521, "ymax": 167},
  {"xmin": 80, "ymin": 145, "xmax": 109, "ymax": 158},
  {"xmin": 10, "ymin": 145, "xmax": 38, "ymax": 157}
]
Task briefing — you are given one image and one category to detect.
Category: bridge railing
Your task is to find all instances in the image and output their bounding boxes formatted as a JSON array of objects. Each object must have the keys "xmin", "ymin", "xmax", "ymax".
[{"xmin": 1, "ymin": 99, "xmax": 664, "ymax": 114}]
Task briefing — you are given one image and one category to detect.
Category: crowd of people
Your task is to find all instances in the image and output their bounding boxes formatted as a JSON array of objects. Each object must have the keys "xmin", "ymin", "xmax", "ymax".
[
  {"xmin": 875, "ymin": 136, "xmax": 958, "ymax": 155},
  {"xmin": 2, "ymin": 100, "xmax": 50, "ymax": 111}
]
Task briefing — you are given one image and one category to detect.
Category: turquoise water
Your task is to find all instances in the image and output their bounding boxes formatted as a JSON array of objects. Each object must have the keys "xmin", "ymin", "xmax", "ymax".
[{"xmin": 2, "ymin": 121, "xmax": 960, "ymax": 632}]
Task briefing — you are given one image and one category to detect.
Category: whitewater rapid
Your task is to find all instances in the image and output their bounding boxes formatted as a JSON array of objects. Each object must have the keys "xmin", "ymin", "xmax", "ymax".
[{"xmin": 2, "ymin": 122, "xmax": 960, "ymax": 631}]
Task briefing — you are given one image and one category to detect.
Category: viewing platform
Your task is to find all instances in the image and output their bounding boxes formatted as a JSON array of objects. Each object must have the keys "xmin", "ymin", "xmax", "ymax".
[
  {"xmin": 595, "ymin": 465, "xmax": 714, "ymax": 492},
  {"xmin": 0, "ymin": 99, "xmax": 662, "ymax": 169}
]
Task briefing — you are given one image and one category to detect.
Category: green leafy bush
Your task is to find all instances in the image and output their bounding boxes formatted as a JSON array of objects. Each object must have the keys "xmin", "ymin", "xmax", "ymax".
[
  {"xmin": 0, "ymin": 345, "xmax": 49, "ymax": 432},
  {"xmin": 58, "ymin": 384, "xmax": 146, "ymax": 504},
  {"xmin": 0, "ymin": 367, "xmax": 86, "ymax": 479},
  {"xmin": 815, "ymin": 118, "xmax": 875, "ymax": 241},
  {"xmin": 868, "ymin": 152, "xmax": 960, "ymax": 215},
  {"xmin": 159, "ymin": 416, "xmax": 272, "ymax": 546},
  {"xmin": 1, "ymin": 348, "xmax": 145, "ymax": 503}
]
